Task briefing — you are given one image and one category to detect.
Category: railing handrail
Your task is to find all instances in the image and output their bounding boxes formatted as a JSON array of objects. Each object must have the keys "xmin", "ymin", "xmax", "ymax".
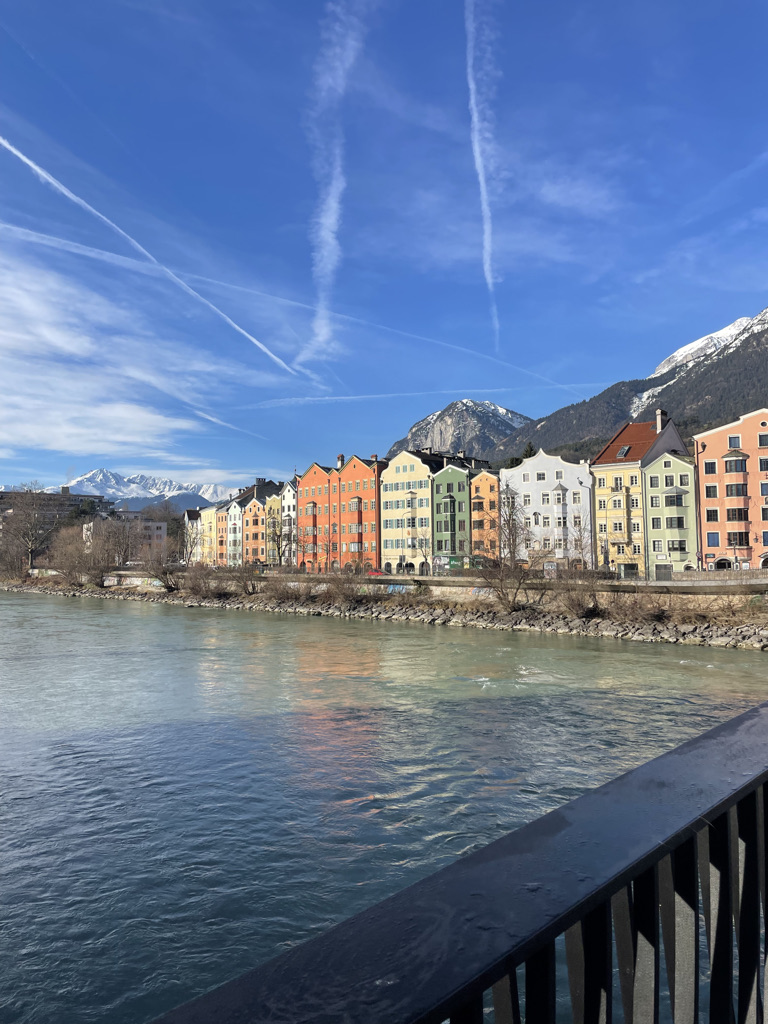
[{"xmin": 150, "ymin": 702, "xmax": 768, "ymax": 1024}]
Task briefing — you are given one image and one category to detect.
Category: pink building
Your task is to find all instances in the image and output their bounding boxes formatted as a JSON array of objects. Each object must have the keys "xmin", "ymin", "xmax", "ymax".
[{"xmin": 693, "ymin": 408, "xmax": 768, "ymax": 570}]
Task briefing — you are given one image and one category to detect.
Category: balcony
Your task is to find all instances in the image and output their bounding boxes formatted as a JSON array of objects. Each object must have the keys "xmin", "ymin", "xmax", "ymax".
[{"xmin": 151, "ymin": 703, "xmax": 768, "ymax": 1024}]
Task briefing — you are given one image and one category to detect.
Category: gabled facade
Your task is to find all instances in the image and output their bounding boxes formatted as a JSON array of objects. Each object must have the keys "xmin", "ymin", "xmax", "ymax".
[
  {"xmin": 244, "ymin": 495, "xmax": 266, "ymax": 563},
  {"xmin": 266, "ymin": 493, "xmax": 282, "ymax": 565},
  {"xmin": 590, "ymin": 411, "xmax": 687, "ymax": 578},
  {"xmin": 296, "ymin": 463, "xmax": 332, "ymax": 572},
  {"xmin": 197, "ymin": 503, "xmax": 220, "ymax": 565},
  {"xmin": 468, "ymin": 470, "xmax": 500, "ymax": 561},
  {"xmin": 280, "ymin": 479, "xmax": 297, "ymax": 566},
  {"xmin": 431, "ymin": 462, "xmax": 471, "ymax": 570},
  {"xmin": 500, "ymin": 451, "xmax": 594, "ymax": 568},
  {"xmin": 641, "ymin": 451, "xmax": 697, "ymax": 577},
  {"xmin": 380, "ymin": 450, "xmax": 441, "ymax": 574},
  {"xmin": 327, "ymin": 454, "xmax": 386, "ymax": 572},
  {"xmin": 693, "ymin": 408, "xmax": 768, "ymax": 570}
]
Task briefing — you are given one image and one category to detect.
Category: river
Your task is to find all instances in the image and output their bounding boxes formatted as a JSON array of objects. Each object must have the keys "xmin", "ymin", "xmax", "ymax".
[{"xmin": 1, "ymin": 591, "xmax": 766, "ymax": 1022}]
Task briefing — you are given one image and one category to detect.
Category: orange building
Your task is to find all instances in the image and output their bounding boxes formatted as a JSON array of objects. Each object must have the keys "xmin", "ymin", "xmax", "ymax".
[
  {"xmin": 469, "ymin": 470, "xmax": 500, "ymax": 559},
  {"xmin": 297, "ymin": 454, "xmax": 387, "ymax": 572},
  {"xmin": 328, "ymin": 454, "xmax": 386, "ymax": 572},
  {"xmin": 693, "ymin": 408, "xmax": 768, "ymax": 570},
  {"xmin": 296, "ymin": 463, "xmax": 332, "ymax": 572},
  {"xmin": 215, "ymin": 507, "xmax": 228, "ymax": 566},
  {"xmin": 243, "ymin": 497, "xmax": 267, "ymax": 563}
]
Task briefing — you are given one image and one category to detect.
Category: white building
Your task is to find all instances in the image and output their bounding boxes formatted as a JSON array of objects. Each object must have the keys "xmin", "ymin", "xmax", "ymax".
[
  {"xmin": 280, "ymin": 479, "xmax": 298, "ymax": 566},
  {"xmin": 500, "ymin": 450, "xmax": 595, "ymax": 568}
]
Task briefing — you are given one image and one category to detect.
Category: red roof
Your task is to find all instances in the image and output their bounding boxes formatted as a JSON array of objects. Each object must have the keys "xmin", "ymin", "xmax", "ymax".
[{"xmin": 591, "ymin": 420, "xmax": 659, "ymax": 466}]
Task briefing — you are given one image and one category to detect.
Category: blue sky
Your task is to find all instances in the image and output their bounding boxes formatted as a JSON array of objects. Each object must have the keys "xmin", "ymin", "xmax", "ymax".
[{"xmin": 1, "ymin": 0, "xmax": 767, "ymax": 487}]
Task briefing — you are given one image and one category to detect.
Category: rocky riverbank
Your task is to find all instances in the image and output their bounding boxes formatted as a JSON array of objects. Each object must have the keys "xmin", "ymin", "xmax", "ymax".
[{"xmin": 3, "ymin": 579, "xmax": 768, "ymax": 651}]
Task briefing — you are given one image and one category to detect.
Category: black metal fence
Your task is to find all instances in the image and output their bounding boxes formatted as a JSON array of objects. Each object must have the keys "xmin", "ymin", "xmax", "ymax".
[{"xmin": 151, "ymin": 702, "xmax": 768, "ymax": 1024}]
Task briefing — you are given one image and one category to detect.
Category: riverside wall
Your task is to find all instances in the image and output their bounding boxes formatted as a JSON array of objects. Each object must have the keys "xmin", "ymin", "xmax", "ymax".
[{"xmin": 3, "ymin": 579, "xmax": 768, "ymax": 652}]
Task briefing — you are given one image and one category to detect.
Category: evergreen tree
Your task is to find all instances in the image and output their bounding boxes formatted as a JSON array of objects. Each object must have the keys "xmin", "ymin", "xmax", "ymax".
[{"xmin": 522, "ymin": 442, "xmax": 536, "ymax": 459}]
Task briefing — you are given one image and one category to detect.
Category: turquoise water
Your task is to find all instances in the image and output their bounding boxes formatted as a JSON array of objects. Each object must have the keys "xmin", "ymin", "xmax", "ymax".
[{"xmin": 1, "ymin": 591, "xmax": 766, "ymax": 1022}]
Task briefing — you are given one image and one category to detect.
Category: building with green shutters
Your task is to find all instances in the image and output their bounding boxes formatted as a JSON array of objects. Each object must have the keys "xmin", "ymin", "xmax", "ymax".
[{"xmin": 641, "ymin": 451, "xmax": 698, "ymax": 578}]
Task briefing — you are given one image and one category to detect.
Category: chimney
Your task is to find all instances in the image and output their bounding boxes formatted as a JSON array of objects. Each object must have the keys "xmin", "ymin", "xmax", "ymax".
[
  {"xmin": 255, "ymin": 477, "xmax": 266, "ymax": 486},
  {"xmin": 458, "ymin": 449, "xmax": 466, "ymax": 459},
  {"xmin": 656, "ymin": 408, "xmax": 667, "ymax": 434},
  {"xmin": 424, "ymin": 446, "xmax": 432, "ymax": 454},
  {"xmin": 61, "ymin": 486, "xmax": 70, "ymax": 495},
  {"xmin": 371, "ymin": 454, "xmax": 378, "ymax": 463},
  {"xmin": 337, "ymin": 453, "xmax": 344, "ymax": 469}
]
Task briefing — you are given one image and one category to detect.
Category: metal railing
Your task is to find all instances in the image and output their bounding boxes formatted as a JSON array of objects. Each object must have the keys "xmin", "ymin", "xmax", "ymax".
[{"xmin": 151, "ymin": 703, "xmax": 768, "ymax": 1024}]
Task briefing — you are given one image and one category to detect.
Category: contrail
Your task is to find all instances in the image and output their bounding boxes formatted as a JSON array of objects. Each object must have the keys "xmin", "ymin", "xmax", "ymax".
[
  {"xmin": 300, "ymin": 0, "xmax": 375, "ymax": 365},
  {"xmin": 465, "ymin": 0, "xmax": 501, "ymax": 353},
  {"xmin": 0, "ymin": 135, "xmax": 297, "ymax": 376}
]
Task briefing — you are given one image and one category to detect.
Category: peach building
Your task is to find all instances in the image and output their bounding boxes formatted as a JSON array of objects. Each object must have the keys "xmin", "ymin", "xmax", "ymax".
[
  {"xmin": 469, "ymin": 470, "xmax": 500, "ymax": 560},
  {"xmin": 296, "ymin": 463, "xmax": 332, "ymax": 572},
  {"xmin": 693, "ymin": 408, "xmax": 768, "ymax": 570},
  {"xmin": 328, "ymin": 454, "xmax": 386, "ymax": 572}
]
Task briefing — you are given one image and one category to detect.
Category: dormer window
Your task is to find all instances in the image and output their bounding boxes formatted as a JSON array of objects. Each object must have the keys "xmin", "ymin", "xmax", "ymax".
[{"xmin": 617, "ymin": 445, "xmax": 630, "ymax": 458}]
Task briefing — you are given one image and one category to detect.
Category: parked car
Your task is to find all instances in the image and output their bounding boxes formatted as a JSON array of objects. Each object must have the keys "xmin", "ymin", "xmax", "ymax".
[{"xmin": 367, "ymin": 569, "xmax": 386, "ymax": 576}]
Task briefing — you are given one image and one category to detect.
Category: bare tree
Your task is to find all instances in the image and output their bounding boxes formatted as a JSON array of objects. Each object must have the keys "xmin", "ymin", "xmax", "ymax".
[
  {"xmin": 1, "ymin": 482, "xmax": 60, "ymax": 571},
  {"xmin": 139, "ymin": 537, "xmax": 184, "ymax": 592},
  {"xmin": 266, "ymin": 510, "xmax": 286, "ymax": 567},
  {"xmin": 47, "ymin": 523, "xmax": 115, "ymax": 587},
  {"xmin": 477, "ymin": 484, "xmax": 531, "ymax": 611},
  {"xmin": 226, "ymin": 560, "xmax": 261, "ymax": 596}
]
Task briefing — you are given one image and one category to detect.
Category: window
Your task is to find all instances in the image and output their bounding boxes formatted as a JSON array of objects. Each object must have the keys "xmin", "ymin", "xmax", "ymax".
[
  {"xmin": 652, "ymin": 540, "xmax": 663, "ymax": 552},
  {"xmin": 651, "ymin": 517, "xmax": 662, "ymax": 530},
  {"xmin": 458, "ymin": 501, "xmax": 466, "ymax": 512},
  {"xmin": 728, "ymin": 435, "xmax": 741, "ymax": 450},
  {"xmin": 613, "ymin": 521, "xmax": 624, "ymax": 533},
  {"xmin": 472, "ymin": 519, "xmax": 484, "ymax": 531},
  {"xmin": 668, "ymin": 540, "xmax": 687, "ymax": 552},
  {"xmin": 446, "ymin": 483, "xmax": 454, "ymax": 493},
  {"xmin": 663, "ymin": 475, "xmax": 674, "ymax": 487},
  {"xmin": 706, "ymin": 509, "xmax": 719, "ymax": 522},
  {"xmin": 663, "ymin": 460, "xmax": 671, "ymax": 469},
  {"xmin": 633, "ymin": 544, "xmax": 642, "ymax": 555},
  {"xmin": 522, "ymin": 473, "xmax": 530, "ymax": 482},
  {"xmin": 763, "ymin": 509, "xmax": 768, "ymax": 522},
  {"xmin": 616, "ymin": 544, "xmax": 626, "ymax": 555},
  {"xmin": 632, "ymin": 521, "xmax": 641, "ymax": 533},
  {"xmin": 598, "ymin": 523, "xmax": 606, "ymax": 534},
  {"xmin": 725, "ymin": 484, "xmax": 748, "ymax": 497},
  {"xmin": 631, "ymin": 497, "xmax": 640, "ymax": 509},
  {"xmin": 458, "ymin": 482, "xmax": 466, "ymax": 492},
  {"xmin": 649, "ymin": 476, "xmax": 660, "ymax": 488},
  {"xmin": 542, "ymin": 538, "xmax": 551, "ymax": 550},
  {"xmin": 707, "ymin": 532, "xmax": 719, "ymax": 547},
  {"xmin": 665, "ymin": 495, "xmax": 683, "ymax": 507},
  {"xmin": 726, "ymin": 508, "xmax": 749, "ymax": 521},
  {"xmin": 489, "ymin": 501, "xmax": 496, "ymax": 511},
  {"xmin": 598, "ymin": 498, "xmax": 607, "ymax": 510},
  {"xmin": 472, "ymin": 500, "xmax": 484, "ymax": 511},
  {"xmin": 705, "ymin": 485, "xmax": 718, "ymax": 499},
  {"xmin": 613, "ymin": 476, "xmax": 623, "ymax": 489},
  {"xmin": 435, "ymin": 484, "xmax": 442, "ymax": 494},
  {"xmin": 536, "ymin": 472, "xmax": 546, "ymax": 481},
  {"xmin": 666, "ymin": 517, "xmax": 685, "ymax": 529},
  {"xmin": 597, "ymin": 477, "xmax": 606, "ymax": 488},
  {"xmin": 679, "ymin": 474, "xmax": 690, "ymax": 487},
  {"xmin": 616, "ymin": 446, "xmax": 630, "ymax": 458},
  {"xmin": 555, "ymin": 471, "xmax": 563, "ymax": 480},
  {"xmin": 458, "ymin": 519, "xmax": 466, "ymax": 532},
  {"xmin": 727, "ymin": 532, "xmax": 750, "ymax": 548},
  {"xmin": 629, "ymin": 475, "xmax": 639, "ymax": 487},
  {"xmin": 758, "ymin": 434, "xmax": 768, "ymax": 448},
  {"xmin": 523, "ymin": 493, "xmax": 531, "ymax": 506},
  {"xmin": 761, "ymin": 482, "xmax": 768, "ymax": 496},
  {"xmin": 572, "ymin": 492, "xmax": 582, "ymax": 504},
  {"xmin": 542, "ymin": 515, "xmax": 551, "ymax": 528},
  {"xmin": 524, "ymin": 517, "xmax": 531, "ymax": 528},
  {"xmin": 541, "ymin": 492, "xmax": 550, "ymax": 505},
  {"xmin": 612, "ymin": 498, "xmax": 623, "ymax": 509},
  {"xmin": 761, "ymin": 459, "xmax": 768, "ymax": 472},
  {"xmin": 704, "ymin": 461, "xmax": 716, "ymax": 475},
  {"xmin": 725, "ymin": 459, "xmax": 747, "ymax": 473}
]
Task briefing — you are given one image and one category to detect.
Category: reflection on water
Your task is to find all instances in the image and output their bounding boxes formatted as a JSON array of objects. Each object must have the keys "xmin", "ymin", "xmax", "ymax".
[{"xmin": 0, "ymin": 592, "xmax": 766, "ymax": 1023}]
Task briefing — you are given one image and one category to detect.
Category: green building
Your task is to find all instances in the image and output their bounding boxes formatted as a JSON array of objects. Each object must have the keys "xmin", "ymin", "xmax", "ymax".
[
  {"xmin": 641, "ymin": 451, "xmax": 698, "ymax": 579},
  {"xmin": 431, "ymin": 463, "xmax": 471, "ymax": 569}
]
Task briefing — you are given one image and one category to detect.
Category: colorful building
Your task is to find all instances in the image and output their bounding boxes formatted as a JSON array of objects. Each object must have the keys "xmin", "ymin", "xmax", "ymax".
[
  {"xmin": 265, "ymin": 493, "xmax": 282, "ymax": 565},
  {"xmin": 328, "ymin": 454, "xmax": 386, "ymax": 572},
  {"xmin": 296, "ymin": 463, "xmax": 332, "ymax": 572},
  {"xmin": 641, "ymin": 451, "xmax": 697, "ymax": 577},
  {"xmin": 468, "ymin": 470, "xmax": 500, "ymax": 561},
  {"xmin": 590, "ymin": 411, "xmax": 687, "ymax": 578},
  {"xmin": 280, "ymin": 479, "xmax": 298, "ymax": 566},
  {"xmin": 693, "ymin": 408, "xmax": 768, "ymax": 570},
  {"xmin": 431, "ymin": 461, "xmax": 472, "ymax": 571},
  {"xmin": 500, "ymin": 451, "xmax": 594, "ymax": 568},
  {"xmin": 380, "ymin": 450, "xmax": 442, "ymax": 574},
  {"xmin": 197, "ymin": 503, "xmax": 220, "ymax": 565}
]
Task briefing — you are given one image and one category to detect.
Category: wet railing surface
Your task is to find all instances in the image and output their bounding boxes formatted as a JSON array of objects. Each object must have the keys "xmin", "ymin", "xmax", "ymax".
[{"xmin": 151, "ymin": 702, "xmax": 768, "ymax": 1024}]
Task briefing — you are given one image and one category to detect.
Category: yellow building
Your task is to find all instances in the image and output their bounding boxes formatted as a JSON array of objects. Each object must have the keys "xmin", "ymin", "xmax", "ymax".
[
  {"xmin": 198, "ymin": 504, "xmax": 219, "ymax": 565},
  {"xmin": 591, "ymin": 411, "xmax": 687, "ymax": 578},
  {"xmin": 265, "ymin": 493, "xmax": 282, "ymax": 565}
]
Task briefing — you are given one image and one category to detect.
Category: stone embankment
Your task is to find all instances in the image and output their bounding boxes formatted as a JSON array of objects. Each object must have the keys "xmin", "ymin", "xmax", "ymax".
[{"xmin": 3, "ymin": 580, "xmax": 768, "ymax": 651}]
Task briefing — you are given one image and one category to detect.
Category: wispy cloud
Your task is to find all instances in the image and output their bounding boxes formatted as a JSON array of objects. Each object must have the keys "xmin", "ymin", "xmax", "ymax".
[
  {"xmin": 300, "ymin": 0, "xmax": 376, "ymax": 365},
  {"xmin": 465, "ymin": 0, "xmax": 501, "ymax": 353},
  {"xmin": 0, "ymin": 134, "xmax": 297, "ymax": 376}
]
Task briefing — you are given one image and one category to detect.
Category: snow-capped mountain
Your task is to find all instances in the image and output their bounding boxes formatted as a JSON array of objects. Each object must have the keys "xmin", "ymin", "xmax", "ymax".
[
  {"xmin": 386, "ymin": 399, "xmax": 531, "ymax": 459},
  {"xmin": 44, "ymin": 469, "xmax": 236, "ymax": 509},
  {"xmin": 650, "ymin": 317, "xmax": 752, "ymax": 378}
]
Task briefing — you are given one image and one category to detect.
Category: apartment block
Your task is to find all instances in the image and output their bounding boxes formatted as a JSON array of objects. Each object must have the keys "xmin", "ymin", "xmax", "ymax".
[
  {"xmin": 468, "ymin": 470, "xmax": 500, "ymax": 561},
  {"xmin": 641, "ymin": 452, "xmax": 697, "ymax": 578},
  {"xmin": 693, "ymin": 408, "xmax": 768, "ymax": 570}
]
